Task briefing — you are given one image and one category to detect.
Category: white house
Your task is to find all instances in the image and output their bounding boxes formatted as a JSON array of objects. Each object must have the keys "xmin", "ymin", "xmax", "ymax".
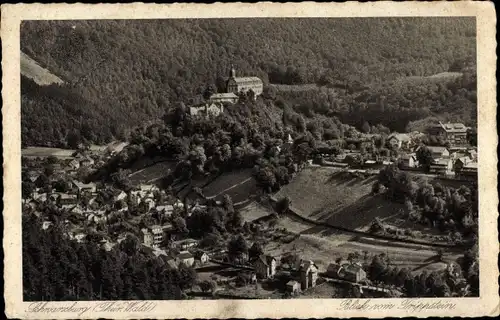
[
  {"xmin": 387, "ymin": 133, "xmax": 411, "ymax": 149},
  {"xmin": 254, "ymin": 255, "xmax": 277, "ymax": 279}
]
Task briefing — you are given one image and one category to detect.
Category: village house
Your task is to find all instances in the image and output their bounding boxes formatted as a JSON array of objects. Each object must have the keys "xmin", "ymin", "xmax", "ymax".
[
  {"xmin": 165, "ymin": 256, "xmax": 180, "ymax": 269},
  {"xmin": 242, "ymin": 271, "xmax": 257, "ymax": 284},
  {"xmin": 58, "ymin": 193, "xmax": 79, "ymax": 206},
  {"xmin": 226, "ymin": 66, "xmax": 263, "ymax": 97},
  {"xmin": 400, "ymin": 154, "xmax": 419, "ymax": 168},
  {"xmin": 141, "ymin": 228, "xmax": 154, "ymax": 247},
  {"xmin": 27, "ymin": 171, "xmax": 41, "ymax": 183},
  {"xmin": 143, "ymin": 198, "xmax": 156, "ymax": 211},
  {"xmin": 428, "ymin": 121, "xmax": 468, "ymax": 146},
  {"xmin": 100, "ymin": 240, "xmax": 116, "ymax": 252},
  {"xmin": 425, "ymin": 146, "xmax": 450, "ymax": 159},
  {"xmin": 189, "ymin": 102, "xmax": 225, "ymax": 118},
  {"xmin": 32, "ymin": 191, "xmax": 48, "ymax": 202},
  {"xmin": 68, "ymin": 159, "xmax": 80, "ymax": 170},
  {"xmin": 459, "ymin": 162, "xmax": 478, "ymax": 180},
  {"xmin": 80, "ymin": 156, "xmax": 95, "ymax": 167},
  {"xmin": 209, "ymin": 92, "xmax": 239, "ymax": 104},
  {"xmin": 467, "ymin": 149, "xmax": 478, "ymax": 161},
  {"xmin": 114, "ymin": 190, "xmax": 127, "ymax": 202},
  {"xmin": 453, "ymin": 156, "xmax": 472, "ymax": 173},
  {"xmin": 178, "ymin": 251, "xmax": 195, "ymax": 267},
  {"xmin": 173, "ymin": 199, "xmax": 185, "ymax": 209},
  {"xmin": 173, "ymin": 238, "xmax": 199, "ymax": 251},
  {"xmin": 41, "ymin": 220, "xmax": 53, "ymax": 230},
  {"xmin": 387, "ymin": 133, "xmax": 411, "ymax": 149},
  {"xmin": 156, "ymin": 204, "xmax": 174, "ymax": 216},
  {"xmin": 429, "ymin": 158, "xmax": 453, "ymax": 175},
  {"xmin": 141, "ymin": 224, "xmax": 174, "ymax": 249},
  {"xmin": 286, "ymin": 280, "xmax": 301, "ymax": 295},
  {"xmin": 72, "ymin": 180, "xmax": 97, "ymax": 196},
  {"xmin": 254, "ymin": 255, "xmax": 277, "ymax": 279},
  {"xmin": 195, "ymin": 251, "xmax": 210, "ymax": 265},
  {"xmin": 188, "ymin": 203, "xmax": 207, "ymax": 217},
  {"xmin": 338, "ymin": 263, "xmax": 367, "ymax": 283},
  {"xmin": 73, "ymin": 233, "xmax": 87, "ymax": 243},
  {"xmin": 299, "ymin": 260, "xmax": 319, "ymax": 290}
]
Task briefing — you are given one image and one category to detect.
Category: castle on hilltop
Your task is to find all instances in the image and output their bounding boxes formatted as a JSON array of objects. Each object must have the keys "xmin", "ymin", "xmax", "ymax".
[{"xmin": 225, "ymin": 65, "xmax": 263, "ymax": 97}]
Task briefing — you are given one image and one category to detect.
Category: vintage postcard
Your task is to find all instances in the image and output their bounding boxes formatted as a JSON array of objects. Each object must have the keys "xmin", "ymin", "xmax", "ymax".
[{"xmin": 2, "ymin": 1, "xmax": 498, "ymax": 319}]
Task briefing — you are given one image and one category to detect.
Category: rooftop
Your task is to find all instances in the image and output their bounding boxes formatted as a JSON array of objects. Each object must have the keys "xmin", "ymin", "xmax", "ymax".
[
  {"xmin": 464, "ymin": 162, "xmax": 478, "ymax": 169},
  {"xmin": 435, "ymin": 122, "xmax": 468, "ymax": 133},
  {"xmin": 210, "ymin": 92, "xmax": 238, "ymax": 99},
  {"xmin": 432, "ymin": 158, "xmax": 451, "ymax": 166},
  {"xmin": 178, "ymin": 251, "xmax": 194, "ymax": 260},
  {"xmin": 426, "ymin": 146, "xmax": 448, "ymax": 153},
  {"xmin": 72, "ymin": 180, "xmax": 96, "ymax": 189},
  {"xmin": 388, "ymin": 133, "xmax": 410, "ymax": 141},
  {"xmin": 231, "ymin": 76, "xmax": 263, "ymax": 84}
]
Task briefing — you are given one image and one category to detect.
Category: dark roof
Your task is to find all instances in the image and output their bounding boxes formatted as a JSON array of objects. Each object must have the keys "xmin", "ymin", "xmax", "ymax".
[
  {"xmin": 194, "ymin": 251, "xmax": 208, "ymax": 259},
  {"xmin": 230, "ymin": 77, "xmax": 263, "ymax": 84},
  {"xmin": 178, "ymin": 251, "xmax": 194, "ymax": 260},
  {"xmin": 256, "ymin": 254, "xmax": 275, "ymax": 266}
]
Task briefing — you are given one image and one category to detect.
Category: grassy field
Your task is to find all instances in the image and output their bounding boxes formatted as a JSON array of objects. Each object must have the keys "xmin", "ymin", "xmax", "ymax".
[
  {"xmin": 391, "ymin": 71, "xmax": 463, "ymax": 87},
  {"xmin": 238, "ymin": 201, "xmax": 274, "ymax": 223},
  {"xmin": 274, "ymin": 167, "xmax": 405, "ymax": 230},
  {"xmin": 22, "ymin": 147, "xmax": 75, "ymax": 159},
  {"xmin": 266, "ymin": 216, "xmax": 459, "ymax": 274},
  {"xmin": 21, "ymin": 52, "xmax": 64, "ymax": 86},
  {"xmin": 203, "ymin": 169, "xmax": 258, "ymax": 204},
  {"xmin": 128, "ymin": 158, "xmax": 176, "ymax": 185}
]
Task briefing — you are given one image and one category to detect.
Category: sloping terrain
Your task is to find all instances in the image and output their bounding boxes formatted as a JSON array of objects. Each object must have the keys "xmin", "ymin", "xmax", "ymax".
[
  {"xmin": 274, "ymin": 167, "xmax": 405, "ymax": 230},
  {"xmin": 20, "ymin": 52, "xmax": 64, "ymax": 86}
]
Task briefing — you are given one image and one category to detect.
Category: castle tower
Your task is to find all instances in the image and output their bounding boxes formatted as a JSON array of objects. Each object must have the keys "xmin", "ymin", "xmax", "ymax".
[{"xmin": 229, "ymin": 65, "xmax": 236, "ymax": 78}]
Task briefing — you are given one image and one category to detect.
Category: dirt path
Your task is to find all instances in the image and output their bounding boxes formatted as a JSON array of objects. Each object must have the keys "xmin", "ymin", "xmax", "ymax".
[{"xmin": 271, "ymin": 215, "xmax": 462, "ymax": 273}]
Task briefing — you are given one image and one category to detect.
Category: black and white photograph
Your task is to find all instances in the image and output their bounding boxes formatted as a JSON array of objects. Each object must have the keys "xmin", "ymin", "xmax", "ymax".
[
  {"xmin": 18, "ymin": 15, "xmax": 482, "ymax": 301},
  {"xmin": 2, "ymin": 2, "xmax": 498, "ymax": 318}
]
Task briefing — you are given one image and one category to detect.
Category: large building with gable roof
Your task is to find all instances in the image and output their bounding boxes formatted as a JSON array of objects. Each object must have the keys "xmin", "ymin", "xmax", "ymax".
[{"xmin": 226, "ymin": 66, "xmax": 263, "ymax": 97}]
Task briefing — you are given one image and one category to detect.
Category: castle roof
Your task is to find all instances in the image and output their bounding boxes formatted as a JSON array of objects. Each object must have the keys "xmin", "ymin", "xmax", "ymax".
[
  {"xmin": 231, "ymin": 77, "xmax": 263, "ymax": 84},
  {"xmin": 210, "ymin": 93, "xmax": 238, "ymax": 99}
]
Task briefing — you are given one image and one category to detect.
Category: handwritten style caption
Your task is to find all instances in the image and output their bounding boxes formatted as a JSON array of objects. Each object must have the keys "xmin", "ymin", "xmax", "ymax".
[
  {"xmin": 27, "ymin": 301, "xmax": 157, "ymax": 316},
  {"xmin": 339, "ymin": 299, "xmax": 457, "ymax": 312}
]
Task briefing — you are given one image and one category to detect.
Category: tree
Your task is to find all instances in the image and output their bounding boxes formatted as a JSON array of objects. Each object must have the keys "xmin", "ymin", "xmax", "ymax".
[
  {"xmin": 248, "ymin": 242, "xmax": 264, "ymax": 261},
  {"xmin": 416, "ymin": 146, "xmax": 434, "ymax": 171},
  {"xmin": 173, "ymin": 216, "xmax": 188, "ymax": 234},
  {"xmin": 203, "ymin": 84, "xmax": 216, "ymax": 100},
  {"xmin": 276, "ymin": 196, "xmax": 291, "ymax": 215},
  {"xmin": 67, "ymin": 131, "xmax": 81, "ymax": 149},
  {"xmin": 110, "ymin": 169, "xmax": 132, "ymax": 191},
  {"xmin": 119, "ymin": 234, "xmax": 140, "ymax": 256},
  {"xmin": 369, "ymin": 255, "xmax": 388, "ymax": 281},
  {"xmin": 362, "ymin": 121, "xmax": 371, "ymax": 133},
  {"xmin": 222, "ymin": 194, "xmax": 234, "ymax": 214},
  {"xmin": 227, "ymin": 234, "xmax": 248, "ymax": 262},
  {"xmin": 199, "ymin": 280, "xmax": 217, "ymax": 293},
  {"xmin": 22, "ymin": 180, "xmax": 36, "ymax": 198}
]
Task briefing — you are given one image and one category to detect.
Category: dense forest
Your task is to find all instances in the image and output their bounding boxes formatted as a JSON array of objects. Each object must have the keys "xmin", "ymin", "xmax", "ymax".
[
  {"xmin": 21, "ymin": 18, "xmax": 476, "ymax": 147},
  {"xmin": 23, "ymin": 212, "xmax": 197, "ymax": 300}
]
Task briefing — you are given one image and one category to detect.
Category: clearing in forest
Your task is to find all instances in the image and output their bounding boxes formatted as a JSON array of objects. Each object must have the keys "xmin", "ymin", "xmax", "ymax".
[
  {"xmin": 274, "ymin": 166, "xmax": 405, "ymax": 231},
  {"xmin": 21, "ymin": 51, "xmax": 64, "ymax": 86}
]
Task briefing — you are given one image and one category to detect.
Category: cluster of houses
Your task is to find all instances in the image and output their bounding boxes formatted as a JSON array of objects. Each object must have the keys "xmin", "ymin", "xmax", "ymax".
[
  {"xmin": 250, "ymin": 253, "xmax": 319, "ymax": 294},
  {"xmin": 250, "ymin": 252, "xmax": 373, "ymax": 296},
  {"xmin": 143, "ymin": 234, "xmax": 210, "ymax": 270},
  {"xmin": 312, "ymin": 123, "xmax": 477, "ymax": 179}
]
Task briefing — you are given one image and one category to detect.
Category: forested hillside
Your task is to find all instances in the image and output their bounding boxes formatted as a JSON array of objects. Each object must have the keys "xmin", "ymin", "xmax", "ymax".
[{"xmin": 21, "ymin": 17, "xmax": 476, "ymax": 146}]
